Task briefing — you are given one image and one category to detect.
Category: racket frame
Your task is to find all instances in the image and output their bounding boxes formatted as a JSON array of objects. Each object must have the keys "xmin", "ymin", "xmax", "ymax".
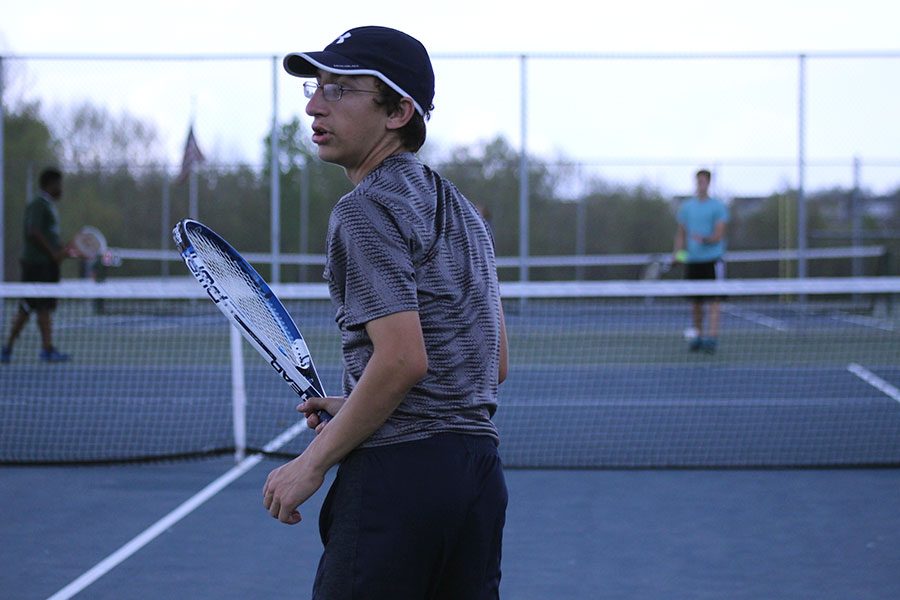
[
  {"xmin": 173, "ymin": 219, "xmax": 325, "ymax": 402},
  {"xmin": 73, "ymin": 225, "xmax": 108, "ymax": 260}
]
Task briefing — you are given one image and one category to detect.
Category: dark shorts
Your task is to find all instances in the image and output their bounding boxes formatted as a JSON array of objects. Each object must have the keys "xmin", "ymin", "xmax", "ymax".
[
  {"xmin": 20, "ymin": 261, "xmax": 60, "ymax": 312},
  {"xmin": 314, "ymin": 433, "xmax": 507, "ymax": 600},
  {"xmin": 684, "ymin": 259, "xmax": 725, "ymax": 303}
]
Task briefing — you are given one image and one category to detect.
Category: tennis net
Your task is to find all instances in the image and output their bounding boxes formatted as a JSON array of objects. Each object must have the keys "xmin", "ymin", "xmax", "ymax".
[{"xmin": 1, "ymin": 277, "xmax": 898, "ymax": 468}]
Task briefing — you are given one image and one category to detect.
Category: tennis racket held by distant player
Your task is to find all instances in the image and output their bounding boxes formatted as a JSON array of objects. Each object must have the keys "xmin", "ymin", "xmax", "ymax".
[
  {"xmin": 641, "ymin": 250, "xmax": 688, "ymax": 280},
  {"xmin": 173, "ymin": 219, "xmax": 329, "ymax": 420},
  {"xmin": 71, "ymin": 226, "xmax": 108, "ymax": 260}
]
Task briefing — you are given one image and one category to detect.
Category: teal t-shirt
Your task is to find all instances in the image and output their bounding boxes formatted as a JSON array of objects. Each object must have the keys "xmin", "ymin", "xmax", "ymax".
[
  {"xmin": 677, "ymin": 197, "xmax": 728, "ymax": 263},
  {"xmin": 23, "ymin": 193, "xmax": 62, "ymax": 265}
]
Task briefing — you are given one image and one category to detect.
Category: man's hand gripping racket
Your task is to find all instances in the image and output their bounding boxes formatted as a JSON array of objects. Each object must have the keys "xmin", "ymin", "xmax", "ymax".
[{"xmin": 172, "ymin": 218, "xmax": 331, "ymax": 425}]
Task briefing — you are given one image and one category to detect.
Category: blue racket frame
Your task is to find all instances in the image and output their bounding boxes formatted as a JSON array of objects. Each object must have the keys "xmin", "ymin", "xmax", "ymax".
[{"xmin": 173, "ymin": 218, "xmax": 326, "ymax": 402}]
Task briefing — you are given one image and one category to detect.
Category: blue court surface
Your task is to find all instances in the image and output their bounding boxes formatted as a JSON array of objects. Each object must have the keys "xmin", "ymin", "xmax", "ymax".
[
  {"xmin": 2, "ymin": 459, "xmax": 900, "ymax": 599},
  {"xmin": 2, "ymin": 293, "xmax": 898, "ymax": 597}
]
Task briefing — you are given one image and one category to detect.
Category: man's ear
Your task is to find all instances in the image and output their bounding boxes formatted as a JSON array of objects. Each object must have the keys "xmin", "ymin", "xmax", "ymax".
[{"xmin": 386, "ymin": 97, "xmax": 416, "ymax": 131}]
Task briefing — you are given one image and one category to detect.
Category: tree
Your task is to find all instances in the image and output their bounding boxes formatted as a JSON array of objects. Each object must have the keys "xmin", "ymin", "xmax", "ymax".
[
  {"xmin": 436, "ymin": 136, "xmax": 530, "ymax": 259},
  {"xmin": 56, "ymin": 102, "xmax": 164, "ymax": 170},
  {"xmin": 2, "ymin": 101, "xmax": 59, "ymax": 280},
  {"xmin": 260, "ymin": 117, "xmax": 351, "ymax": 280}
]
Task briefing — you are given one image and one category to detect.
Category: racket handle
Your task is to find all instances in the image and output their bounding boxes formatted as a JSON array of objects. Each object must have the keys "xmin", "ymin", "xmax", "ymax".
[{"xmin": 302, "ymin": 389, "xmax": 332, "ymax": 423}]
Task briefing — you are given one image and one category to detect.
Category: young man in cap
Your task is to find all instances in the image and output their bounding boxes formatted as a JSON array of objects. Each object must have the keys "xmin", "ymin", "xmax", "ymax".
[{"xmin": 263, "ymin": 26, "xmax": 509, "ymax": 599}]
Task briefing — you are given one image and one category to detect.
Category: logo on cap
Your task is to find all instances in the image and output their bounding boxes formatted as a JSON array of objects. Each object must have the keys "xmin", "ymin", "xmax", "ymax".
[{"xmin": 335, "ymin": 32, "xmax": 351, "ymax": 45}]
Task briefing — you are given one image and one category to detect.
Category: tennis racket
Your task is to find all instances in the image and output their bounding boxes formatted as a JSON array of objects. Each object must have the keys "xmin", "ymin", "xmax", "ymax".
[
  {"xmin": 72, "ymin": 226, "xmax": 108, "ymax": 260},
  {"xmin": 641, "ymin": 251, "xmax": 689, "ymax": 280},
  {"xmin": 641, "ymin": 253, "xmax": 673, "ymax": 280},
  {"xmin": 172, "ymin": 219, "xmax": 328, "ymax": 414}
]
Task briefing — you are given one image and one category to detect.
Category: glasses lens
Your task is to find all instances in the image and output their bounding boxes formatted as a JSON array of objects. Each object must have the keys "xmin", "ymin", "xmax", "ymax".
[
  {"xmin": 302, "ymin": 82, "xmax": 316, "ymax": 99},
  {"xmin": 322, "ymin": 84, "xmax": 341, "ymax": 101}
]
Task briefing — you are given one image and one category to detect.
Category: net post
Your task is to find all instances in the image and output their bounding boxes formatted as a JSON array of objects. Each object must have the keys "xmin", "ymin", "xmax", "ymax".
[{"xmin": 229, "ymin": 324, "xmax": 247, "ymax": 462}]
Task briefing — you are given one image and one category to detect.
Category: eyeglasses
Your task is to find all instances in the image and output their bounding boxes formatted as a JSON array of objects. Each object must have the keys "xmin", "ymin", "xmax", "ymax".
[{"xmin": 302, "ymin": 82, "xmax": 379, "ymax": 102}]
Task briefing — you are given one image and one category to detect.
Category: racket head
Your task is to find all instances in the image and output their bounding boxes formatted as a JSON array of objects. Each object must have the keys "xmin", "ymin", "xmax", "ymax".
[
  {"xmin": 72, "ymin": 226, "xmax": 107, "ymax": 260},
  {"xmin": 641, "ymin": 261, "xmax": 661, "ymax": 280},
  {"xmin": 173, "ymin": 218, "xmax": 325, "ymax": 399},
  {"xmin": 641, "ymin": 253, "xmax": 677, "ymax": 280}
]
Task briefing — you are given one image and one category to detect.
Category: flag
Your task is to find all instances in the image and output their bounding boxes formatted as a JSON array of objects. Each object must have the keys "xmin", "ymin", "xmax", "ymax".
[{"xmin": 175, "ymin": 125, "xmax": 205, "ymax": 184}]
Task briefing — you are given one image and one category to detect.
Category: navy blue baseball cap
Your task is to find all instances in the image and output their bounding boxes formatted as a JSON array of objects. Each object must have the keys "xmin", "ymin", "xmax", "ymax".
[{"xmin": 283, "ymin": 26, "xmax": 435, "ymax": 117}]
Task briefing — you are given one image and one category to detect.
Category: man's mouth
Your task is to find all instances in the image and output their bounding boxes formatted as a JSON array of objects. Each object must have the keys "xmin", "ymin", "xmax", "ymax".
[{"xmin": 311, "ymin": 125, "xmax": 329, "ymax": 145}]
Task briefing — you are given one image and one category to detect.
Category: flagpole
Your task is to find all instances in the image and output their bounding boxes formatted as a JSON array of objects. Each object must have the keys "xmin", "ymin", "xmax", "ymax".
[
  {"xmin": 187, "ymin": 98, "xmax": 199, "ymax": 219},
  {"xmin": 189, "ymin": 167, "xmax": 198, "ymax": 219},
  {"xmin": 176, "ymin": 124, "xmax": 205, "ymax": 219}
]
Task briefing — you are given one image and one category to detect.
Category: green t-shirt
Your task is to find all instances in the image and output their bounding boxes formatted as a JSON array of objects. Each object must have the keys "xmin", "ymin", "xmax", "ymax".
[{"xmin": 22, "ymin": 193, "xmax": 62, "ymax": 265}]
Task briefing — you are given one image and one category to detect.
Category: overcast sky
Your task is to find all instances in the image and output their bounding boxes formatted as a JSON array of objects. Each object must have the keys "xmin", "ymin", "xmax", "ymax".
[
  {"xmin": 2, "ymin": 0, "xmax": 899, "ymax": 196},
  {"xmin": 3, "ymin": 0, "xmax": 898, "ymax": 56}
]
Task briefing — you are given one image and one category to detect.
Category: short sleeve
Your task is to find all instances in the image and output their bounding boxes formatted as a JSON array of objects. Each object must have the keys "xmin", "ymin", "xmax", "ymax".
[
  {"xmin": 24, "ymin": 200, "xmax": 45, "ymax": 233},
  {"xmin": 326, "ymin": 194, "xmax": 419, "ymax": 330}
]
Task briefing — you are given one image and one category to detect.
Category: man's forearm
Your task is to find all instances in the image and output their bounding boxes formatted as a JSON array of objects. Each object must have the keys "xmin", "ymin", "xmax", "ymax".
[
  {"xmin": 301, "ymin": 353, "xmax": 415, "ymax": 474},
  {"xmin": 300, "ymin": 311, "xmax": 428, "ymax": 475}
]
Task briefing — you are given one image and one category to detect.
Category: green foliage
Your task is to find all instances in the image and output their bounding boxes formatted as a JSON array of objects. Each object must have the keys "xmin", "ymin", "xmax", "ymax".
[
  {"xmin": 2, "ymin": 101, "xmax": 59, "ymax": 279},
  {"xmin": 436, "ymin": 137, "xmax": 523, "ymax": 257},
  {"xmin": 58, "ymin": 102, "xmax": 164, "ymax": 169},
  {"xmin": 3, "ymin": 102, "xmax": 897, "ymax": 281}
]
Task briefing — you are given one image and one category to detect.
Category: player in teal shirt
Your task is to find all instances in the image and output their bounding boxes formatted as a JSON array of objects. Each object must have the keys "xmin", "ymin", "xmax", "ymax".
[{"xmin": 674, "ymin": 169, "xmax": 729, "ymax": 353}]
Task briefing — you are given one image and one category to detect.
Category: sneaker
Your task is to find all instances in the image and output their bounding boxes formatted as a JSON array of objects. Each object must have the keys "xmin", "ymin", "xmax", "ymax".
[
  {"xmin": 0, "ymin": 346, "xmax": 10, "ymax": 364},
  {"xmin": 701, "ymin": 338, "xmax": 718, "ymax": 354},
  {"xmin": 688, "ymin": 337, "xmax": 703, "ymax": 352},
  {"xmin": 40, "ymin": 348, "xmax": 70, "ymax": 363}
]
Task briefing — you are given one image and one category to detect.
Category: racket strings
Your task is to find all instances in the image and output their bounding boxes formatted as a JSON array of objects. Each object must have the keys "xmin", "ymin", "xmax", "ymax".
[
  {"xmin": 74, "ymin": 233, "xmax": 102, "ymax": 258},
  {"xmin": 189, "ymin": 233, "xmax": 294, "ymax": 351}
]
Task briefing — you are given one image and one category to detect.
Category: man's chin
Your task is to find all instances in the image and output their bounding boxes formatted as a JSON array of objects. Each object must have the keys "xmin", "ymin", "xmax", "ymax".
[{"xmin": 316, "ymin": 146, "xmax": 342, "ymax": 166}]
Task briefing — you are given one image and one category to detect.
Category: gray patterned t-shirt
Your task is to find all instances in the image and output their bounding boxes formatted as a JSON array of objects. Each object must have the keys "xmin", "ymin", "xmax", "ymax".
[{"xmin": 324, "ymin": 153, "xmax": 502, "ymax": 448}]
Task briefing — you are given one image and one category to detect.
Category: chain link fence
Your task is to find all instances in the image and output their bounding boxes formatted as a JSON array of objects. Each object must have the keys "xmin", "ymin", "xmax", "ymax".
[{"xmin": 2, "ymin": 51, "xmax": 899, "ymax": 281}]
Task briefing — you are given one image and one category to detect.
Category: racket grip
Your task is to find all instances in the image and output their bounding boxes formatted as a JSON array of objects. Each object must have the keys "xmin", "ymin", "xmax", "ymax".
[{"xmin": 301, "ymin": 389, "xmax": 331, "ymax": 424}]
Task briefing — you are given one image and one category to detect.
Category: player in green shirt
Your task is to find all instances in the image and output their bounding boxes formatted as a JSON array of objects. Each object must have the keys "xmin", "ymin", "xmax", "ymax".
[{"xmin": 2, "ymin": 168, "xmax": 73, "ymax": 363}]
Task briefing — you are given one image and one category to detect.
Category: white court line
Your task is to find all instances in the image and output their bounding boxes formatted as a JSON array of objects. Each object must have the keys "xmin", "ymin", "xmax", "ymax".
[
  {"xmin": 832, "ymin": 314, "xmax": 895, "ymax": 332},
  {"xmin": 47, "ymin": 421, "xmax": 308, "ymax": 600},
  {"xmin": 847, "ymin": 363, "xmax": 900, "ymax": 404},
  {"xmin": 723, "ymin": 306, "xmax": 789, "ymax": 331}
]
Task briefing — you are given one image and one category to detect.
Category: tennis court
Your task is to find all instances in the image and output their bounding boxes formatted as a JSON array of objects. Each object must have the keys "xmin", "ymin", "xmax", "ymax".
[
  {"xmin": 3, "ymin": 460, "xmax": 900, "ymax": 599},
  {"xmin": 2, "ymin": 278, "xmax": 899, "ymax": 598}
]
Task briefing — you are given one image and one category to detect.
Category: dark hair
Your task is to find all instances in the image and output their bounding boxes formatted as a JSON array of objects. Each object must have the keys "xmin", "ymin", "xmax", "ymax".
[
  {"xmin": 696, "ymin": 169, "xmax": 712, "ymax": 181},
  {"xmin": 373, "ymin": 80, "xmax": 430, "ymax": 152},
  {"xmin": 39, "ymin": 167, "xmax": 63, "ymax": 190}
]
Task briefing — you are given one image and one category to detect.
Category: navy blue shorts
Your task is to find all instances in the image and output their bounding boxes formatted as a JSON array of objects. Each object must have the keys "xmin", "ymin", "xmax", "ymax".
[
  {"xmin": 20, "ymin": 261, "xmax": 60, "ymax": 312},
  {"xmin": 313, "ymin": 433, "xmax": 507, "ymax": 600},
  {"xmin": 684, "ymin": 259, "xmax": 725, "ymax": 303}
]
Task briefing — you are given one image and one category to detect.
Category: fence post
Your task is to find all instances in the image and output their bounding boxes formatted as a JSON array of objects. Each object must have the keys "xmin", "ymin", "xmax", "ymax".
[
  {"xmin": 797, "ymin": 53, "xmax": 807, "ymax": 280},
  {"xmin": 0, "ymin": 56, "xmax": 4, "ymax": 282},
  {"xmin": 270, "ymin": 55, "xmax": 281, "ymax": 284},
  {"xmin": 299, "ymin": 159, "xmax": 310, "ymax": 282},
  {"xmin": 518, "ymin": 54, "xmax": 529, "ymax": 284},
  {"xmin": 851, "ymin": 156, "xmax": 862, "ymax": 278},
  {"xmin": 161, "ymin": 178, "xmax": 171, "ymax": 277}
]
